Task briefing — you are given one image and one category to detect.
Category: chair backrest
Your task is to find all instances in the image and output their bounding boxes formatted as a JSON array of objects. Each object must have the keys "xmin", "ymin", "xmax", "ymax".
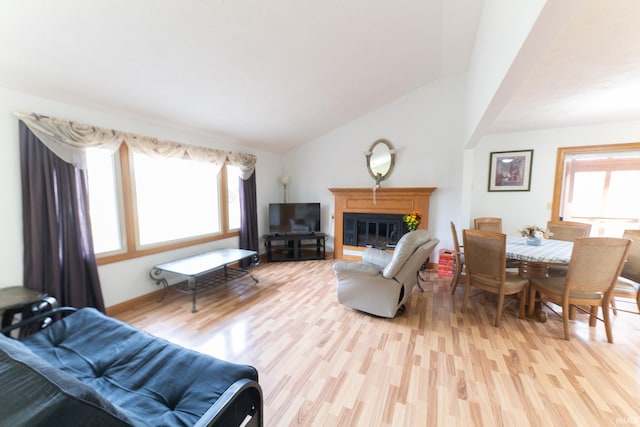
[
  {"xmin": 565, "ymin": 237, "xmax": 631, "ymax": 293},
  {"xmin": 621, "ymin": 229, "xmax": 640, "ymax": 282},
  {"xmin": 382, "ymin": 230, "xmax": 432, "ymax": 278},
  {"xmin": 473, "ymin": 217, "xmax": 502, "ymax": 233},
  {"xmin": 547, "ymin": 220, "xmax": 592, "ymax": 242},
  {"xmin": 450, "ymin": 221, "xmax": 461, "ymax": 252},
  {"xmin": 450, "ymin": 221, "xmax": 463, "ymax": 262},
  {"xmin": 393, "ymin": 237, "xmax": 439, "ymax": 287},
  {"xmin": 462, "ymin": 229, "xmax": 506, "ymax": 282}
]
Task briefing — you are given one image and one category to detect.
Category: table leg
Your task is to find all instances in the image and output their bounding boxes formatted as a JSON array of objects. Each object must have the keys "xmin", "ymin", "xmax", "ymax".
[
  {"xmin": 189, "ymin": 277, "xmax": 197, "ymax": 313},
  {"xmin": 518, "ymin": 261, "xmax": 548, "ymax": 323},
  {"xmin": 149, "ymin": 269, "xmax": 169, "ymax": 302},
  {"xmin": 533, "ymin": 290, "xmax": 547, "ymax": 323}
]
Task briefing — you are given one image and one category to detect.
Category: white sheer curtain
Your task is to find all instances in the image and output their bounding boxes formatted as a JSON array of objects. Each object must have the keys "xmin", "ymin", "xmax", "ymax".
[{"xmin": 15, "ymin": 112, "xmax": 256, "ymax": 174}]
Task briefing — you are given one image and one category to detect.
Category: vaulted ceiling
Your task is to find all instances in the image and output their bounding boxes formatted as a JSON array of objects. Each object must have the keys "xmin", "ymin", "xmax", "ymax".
[
  {"xmin": 489, "ymin": 0, "xmax": 640, "ymax": 135},
  {"xmin": 1, "ymin": 1, "xmax": 639, "ymax": 153}
]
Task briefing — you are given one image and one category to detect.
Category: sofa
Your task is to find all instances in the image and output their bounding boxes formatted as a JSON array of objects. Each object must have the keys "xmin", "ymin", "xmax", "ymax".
[
  {"xmin": 0, "ymin": 307, "xmax": 262, "ymax": 426},
  {"xmin": 334, "ymin": 230, "xmax": 439, "ymax": 318}
]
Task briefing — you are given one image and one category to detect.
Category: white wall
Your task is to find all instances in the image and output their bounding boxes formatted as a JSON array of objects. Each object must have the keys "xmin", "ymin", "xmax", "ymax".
[
  {"xmin": 470, "ymin": 120, "xmax": 640, "ymax": 236},
  {"xmin": 5, "ymin": 59, "xmax": 640, "ymax": 308},
  {"xmin": 282, "ymin": 70, "xmax": 640, "ymax": 261},
  {"xmin": 281, "ymin": 75, "xmax": 467, "ymax": 255},
  {"xmin": 0, "ymin": 87, "xmax": 282, "ymax": 307}
]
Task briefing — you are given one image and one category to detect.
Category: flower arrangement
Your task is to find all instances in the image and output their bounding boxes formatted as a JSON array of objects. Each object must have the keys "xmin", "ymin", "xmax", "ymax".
[
  {"xmin": 519, "ymin": 225, "xmax": 553, "ymax": 239},
  {"xmin": 403, "ymin": 210, "xmax": 422, "ymax": 231}
]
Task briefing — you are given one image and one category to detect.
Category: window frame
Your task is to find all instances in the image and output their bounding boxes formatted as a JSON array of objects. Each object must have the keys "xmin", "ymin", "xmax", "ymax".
[
  {"xmin": 96, "ymin": 144, "xmax": 239, "ymax": 265},
  {"xmin": 225, "ymin": 163, "xmax": 242, "ymax": 232},
  {"xmin": 552, "ymin": 142, "xmax": 640, "ymax": 232}
]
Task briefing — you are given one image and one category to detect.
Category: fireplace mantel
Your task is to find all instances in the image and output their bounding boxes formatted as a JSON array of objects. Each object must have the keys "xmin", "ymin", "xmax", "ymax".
[{"xmin": 329, "ymin": 187, "xmax": 436, "ymax": 259}]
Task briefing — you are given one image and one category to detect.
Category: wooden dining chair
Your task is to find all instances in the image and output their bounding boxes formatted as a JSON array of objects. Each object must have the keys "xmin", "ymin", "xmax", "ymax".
[
  {"xmin": 611, "ymin": 229, "xmax": 640, "ymax": 315},
  {"xmin": 528, "ymin": 237, "xmax": 631, "ymax": 343},
  {"xmin": 473, "ymin": 217, "xmax": 502, "ymax": 233},
  {"xmin": 546, "ymin": 220, "xmax": 592, "ymax": 242},
  {"xmin": 546, "ymin": 221, "xmax": 592, "ymax": 276},
  {"xmin": 461, "ymin": 229, "xmax": 529, "ymax": 327},
  {"xmin": 473, "ymin": 217, "xmax": 521, "ymax": 270},
  {"xmin": 449, "ymin": 221, "xmax": 465, "ymax": 294}
]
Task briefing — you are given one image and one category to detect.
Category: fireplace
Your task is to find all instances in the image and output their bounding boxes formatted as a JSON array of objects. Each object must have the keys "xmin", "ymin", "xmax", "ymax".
[
  {"xmin": 329, "ymin": 187, "xmax": 436, "ymax": 260},
  {"xmin": 343, "ymin": 213, "xmax": 408, "ymax": 249}
]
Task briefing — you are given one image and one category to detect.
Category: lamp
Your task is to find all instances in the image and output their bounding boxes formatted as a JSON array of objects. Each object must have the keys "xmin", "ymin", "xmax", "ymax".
[{"xmin": 281, "ymin": 176, "xmax": 289, "ymax": 203}]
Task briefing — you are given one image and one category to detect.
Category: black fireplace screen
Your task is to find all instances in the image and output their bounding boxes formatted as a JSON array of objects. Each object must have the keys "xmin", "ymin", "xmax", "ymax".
[{"xmin": 343, "ymin": 213, "xmax": 409, "ymax": 249}]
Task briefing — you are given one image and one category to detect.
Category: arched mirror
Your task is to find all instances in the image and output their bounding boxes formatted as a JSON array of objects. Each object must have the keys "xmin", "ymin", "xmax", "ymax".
[{"xmin": 366, "ymin": 139, "xmax": 396, "ymax": 183}]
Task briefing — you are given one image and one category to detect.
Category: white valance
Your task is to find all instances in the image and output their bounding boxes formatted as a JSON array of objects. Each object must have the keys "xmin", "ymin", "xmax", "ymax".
[
  {"xmin": 227, "ymin": 151, "xmax": 258, "ymax": 180},
  {"xmin": 15, "ymin": 112, "xmax": 256, "ymax": 176}
]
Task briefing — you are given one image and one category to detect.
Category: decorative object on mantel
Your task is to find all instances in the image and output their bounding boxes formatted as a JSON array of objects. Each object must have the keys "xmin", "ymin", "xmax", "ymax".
[
  {"xmin": 519, "ymin": 225, "xmax": 553, "ymax": 246},
  {"xmin": 365, "ymin": 139, "xmax": 396, "ymax": 203},
  {"xmin": 488, "ymin": 149, "xmax": 533, "ymax": 192},
  {"xmin": 403, "ymin": 210, "xmax": 422, "ymax": 231}
]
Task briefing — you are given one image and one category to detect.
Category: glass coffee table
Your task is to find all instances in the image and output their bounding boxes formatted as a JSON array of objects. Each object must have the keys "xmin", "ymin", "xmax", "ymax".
[{"xmin": 150, "ymin": 249, "xmax": 259, "ymax": 312}]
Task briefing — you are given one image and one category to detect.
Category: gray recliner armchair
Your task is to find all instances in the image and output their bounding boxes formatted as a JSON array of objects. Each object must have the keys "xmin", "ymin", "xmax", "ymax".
[{"xmin": 333, "ymin": 230, "xmax": 439, "ymax": 318}]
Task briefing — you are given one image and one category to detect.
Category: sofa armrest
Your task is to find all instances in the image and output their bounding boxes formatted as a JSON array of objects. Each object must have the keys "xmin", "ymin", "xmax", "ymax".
[
  {"xmin": 194, "ymin": 378, "xmax": 263, "ymax": 427},
  {"xmin": 0, "ymin": 307, "xmax": 77, "ymax": 337}
]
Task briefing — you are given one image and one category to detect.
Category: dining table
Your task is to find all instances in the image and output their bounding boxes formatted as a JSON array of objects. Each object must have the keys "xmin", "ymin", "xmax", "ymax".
[
  {"xmin": 505, "ymin": 235, "xmax": 574, "ymax": 322},
  {"xmin": 506, "ymin": 235, "xmax": 573, "ymax": 265}
]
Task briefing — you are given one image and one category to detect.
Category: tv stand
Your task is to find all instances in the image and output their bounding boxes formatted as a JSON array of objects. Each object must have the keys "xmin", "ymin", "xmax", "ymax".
[{"xmin": 264, "ymin": 233, "xmax": 326, "ymax": 262}]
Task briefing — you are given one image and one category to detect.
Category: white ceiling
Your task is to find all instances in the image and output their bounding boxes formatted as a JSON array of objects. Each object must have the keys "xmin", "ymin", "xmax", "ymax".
[
  {"xmin": 489, "ymin": 0, "xmax": 640, "ymax": 134},
  {"xmin": 1, "ymin": 1, "xmax": 639, "ymax": 153},
  {"xmin": 0, "ymin": 0, "xmax": 482, "ymax": 152}
]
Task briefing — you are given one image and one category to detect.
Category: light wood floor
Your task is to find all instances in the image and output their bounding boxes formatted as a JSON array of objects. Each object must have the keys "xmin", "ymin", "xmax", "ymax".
[{"xmin": 114, "ymin": 260, "xmax": 640, "ymax": 426}]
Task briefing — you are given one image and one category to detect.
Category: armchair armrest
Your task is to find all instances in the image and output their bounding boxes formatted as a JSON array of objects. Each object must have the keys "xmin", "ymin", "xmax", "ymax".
[
  {"xmin": 362, "ymin": 248, "xmax": 393, "ymax": 269},
  {"xmin": 333, "ymin": 261, "xmax": 381, "ymax": 276}
]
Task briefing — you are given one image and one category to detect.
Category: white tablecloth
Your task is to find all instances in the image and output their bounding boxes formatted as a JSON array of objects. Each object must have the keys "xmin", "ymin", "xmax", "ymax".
[{"xmin": 505, "ymin": 236, "xmax": 573, "ymax": 264}]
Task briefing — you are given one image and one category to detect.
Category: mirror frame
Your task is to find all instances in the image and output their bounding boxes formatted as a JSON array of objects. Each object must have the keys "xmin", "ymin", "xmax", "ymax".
[{"xmin": 366, "ymin": 139, "xmax": 396, "ymax": 182}]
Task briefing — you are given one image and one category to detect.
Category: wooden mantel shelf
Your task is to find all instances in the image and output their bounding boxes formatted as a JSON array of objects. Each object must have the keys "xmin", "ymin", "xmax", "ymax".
[{"xmin": 329, "ymin": 187, "xmax": 436, "ymax": 259}]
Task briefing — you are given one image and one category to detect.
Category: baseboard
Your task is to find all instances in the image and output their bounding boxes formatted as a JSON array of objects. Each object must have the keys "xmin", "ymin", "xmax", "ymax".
[
  {"xmin": 106, "ymin": 289, "xmax": 165, "ymax": 317},
  {"xmin": 106, "ymin": 252, "xmax": 336, "ymax": 315}
]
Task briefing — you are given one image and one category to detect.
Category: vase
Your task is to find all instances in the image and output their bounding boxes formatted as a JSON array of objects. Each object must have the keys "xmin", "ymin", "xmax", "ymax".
[{"xmin": 526, "ymin": 236, "xmax": 542, "ymax": 246}]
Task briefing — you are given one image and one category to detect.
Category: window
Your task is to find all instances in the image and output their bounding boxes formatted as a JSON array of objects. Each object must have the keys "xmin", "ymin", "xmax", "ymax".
[
  {"xmin": 131, "ymin": 152, "xmax": 221, "ymax": 246},
  {"xmin": 553, "ymin": 143, "xmax": 640, "ymax": 236},
  {"xmin": 86, "ymin": 148, "xmax": 124, "ymax": 255},
  {"xmin": 87, "ymin": 145, "xmax": 240, "ymax": 264}
]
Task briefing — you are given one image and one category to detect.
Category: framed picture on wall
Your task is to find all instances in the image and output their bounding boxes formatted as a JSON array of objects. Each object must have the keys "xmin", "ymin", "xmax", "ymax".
[{"xmin": 488, "ymin": 149, "xmax": 533, "ymax": 192}]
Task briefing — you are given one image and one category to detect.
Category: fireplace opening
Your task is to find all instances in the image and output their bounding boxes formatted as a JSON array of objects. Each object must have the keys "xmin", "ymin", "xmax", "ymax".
[{"xmin": 343, "ymin": 213, "xmax": 409, "ymax": 249}]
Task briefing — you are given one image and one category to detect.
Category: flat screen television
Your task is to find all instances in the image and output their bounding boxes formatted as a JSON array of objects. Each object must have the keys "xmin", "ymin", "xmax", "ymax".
[{"xmin": 269, "ymin": 203, "xmax": 321, "ymax": 234}]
